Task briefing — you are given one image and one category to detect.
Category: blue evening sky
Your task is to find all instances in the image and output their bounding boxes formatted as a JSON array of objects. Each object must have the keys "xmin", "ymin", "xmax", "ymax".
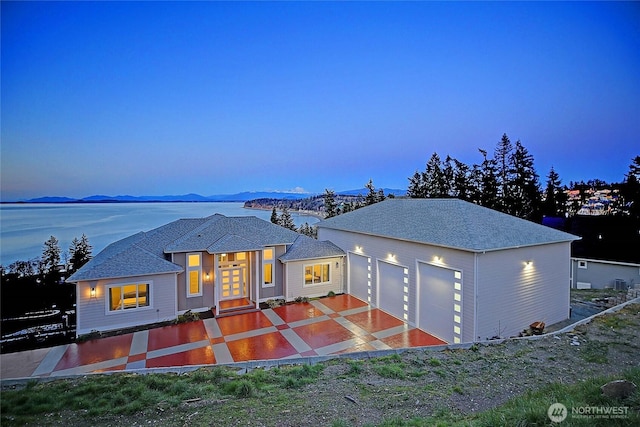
[{"xmin": 2, "ymin": 1, "xmax": 639, "ymax": 200}]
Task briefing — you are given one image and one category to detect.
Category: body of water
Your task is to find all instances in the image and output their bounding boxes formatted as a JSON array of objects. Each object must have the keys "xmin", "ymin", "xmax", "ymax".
[{"xmin": 0, "ymin": 203, "xmax": 320, "ymax": 266}]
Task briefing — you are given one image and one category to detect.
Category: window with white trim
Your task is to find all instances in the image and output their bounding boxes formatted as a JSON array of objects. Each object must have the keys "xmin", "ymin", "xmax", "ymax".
[
  {"xmin": 263, "ymin": 248, "xmax": 274, "ymax": 287},
  {"xmin": 108, "ymin": 283, "xmax": 150, "ymax": 312},
  {"xmin": 187, "ymin": 253, "xmax": 202, "ymax": 297},
  {"xmin": 304, "ymin": 263, "xmax": 330, "ymax": 285}
]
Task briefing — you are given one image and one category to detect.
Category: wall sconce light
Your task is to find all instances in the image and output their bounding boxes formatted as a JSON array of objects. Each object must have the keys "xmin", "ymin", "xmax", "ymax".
[
  {"xmin": 387, "ymin": 253, "xmax": 396, "ymax": 262},
  {"xmin": 205, "ymin": 273, "xmax": 210, "ymax": 280},
  {"xmin": 355, "ymin": 246, "xmax": 363, "ymax": 254},
  {"xmin": 90, "ymin": 287, "xmax": 96, "ymax": 297},
  {"xmin": 524, "ymin": 260, "xmax": 533, "ymax": 269},
  {"xmin": 434, "ymin": 256, "xmax": 443, "ymax": 264}
]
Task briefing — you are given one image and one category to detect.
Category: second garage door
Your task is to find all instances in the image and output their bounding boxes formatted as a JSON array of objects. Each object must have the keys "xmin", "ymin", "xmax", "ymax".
[{"xmin": 377, "ymin": 261, "xmax": 407, "ymax": 321}]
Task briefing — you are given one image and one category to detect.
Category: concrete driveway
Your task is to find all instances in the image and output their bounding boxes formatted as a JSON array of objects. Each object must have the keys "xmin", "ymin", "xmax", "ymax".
[{"xmin": 1, "ymin": 294, "xmax": 445, "ymax": 380}]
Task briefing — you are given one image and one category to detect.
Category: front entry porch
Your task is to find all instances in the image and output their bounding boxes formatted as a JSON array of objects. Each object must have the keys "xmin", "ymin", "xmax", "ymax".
[
  {"xmin": 216, "ymin": 297, "xmax": 259, "ymax": 318},
  {"xmin": 214, "ymin": 251, "xmax": 260, "ymax": 317}
]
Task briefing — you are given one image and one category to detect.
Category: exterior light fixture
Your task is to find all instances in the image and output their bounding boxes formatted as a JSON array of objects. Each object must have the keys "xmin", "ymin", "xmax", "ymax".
[
  {"xmin": 205, "ymin": 273, "xmax": 210, "ymax": 280},
  {"xmin": 387, "ymin": 253, "xmax": 396, "ymax": 262},
  {"xmin": 90, "ymin": 287, "xmax": 96, "ymax": 297},
  {"xmin": 434, "ymin": 256, "xmax": 442, "ymax": 263},
  {"xmin": 355, "ymin": 246, "xmax": 363, "ymax": 254},
  {"xmin": 524, "ymin": 260, "xmax": 533, "ymax": 268}
]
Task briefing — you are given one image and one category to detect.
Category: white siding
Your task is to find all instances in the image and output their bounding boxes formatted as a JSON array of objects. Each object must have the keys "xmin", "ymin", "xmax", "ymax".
[
  {"xmin": 76, "ymin": 273, "xmax": 177, "ymax": 336},
  {"xmin": 319, "ymin": 228, "xmax": 475, "ymax": 332},
  {"xmin": 475, "ymin": 243, "xmax": 571, "ymax": 340},
  {"xmin": 283, "ymin": 257, "xmax": 343, "ymax": 301}
]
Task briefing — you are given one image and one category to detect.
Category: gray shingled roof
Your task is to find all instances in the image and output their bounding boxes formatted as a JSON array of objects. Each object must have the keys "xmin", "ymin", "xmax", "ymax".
[
  {"xmin": 279, "ymin": 235, "xmax": 345, "ymax": 262},
  {"xmin": 67, "ymin": 214, "xmax": 301, "ymax": 282},
  {"xmin": 164, "ymin": 214, "xmax": 299, "ymax": 253},
  {"xmin": 66, "ymin": 232, "xmax": 183, "ymax": 282},
  {"xmin": 317, "ymin": 198, "xmax": 580, "ymax": 252}
]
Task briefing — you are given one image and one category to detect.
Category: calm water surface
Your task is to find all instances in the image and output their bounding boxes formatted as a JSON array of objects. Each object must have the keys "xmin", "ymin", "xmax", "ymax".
[{"xmin": 0, "ymin": 203, "xmax": 319, "ymax": 266}]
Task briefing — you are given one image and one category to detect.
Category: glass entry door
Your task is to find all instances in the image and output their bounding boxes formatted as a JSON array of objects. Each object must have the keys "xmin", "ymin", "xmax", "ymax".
[{"xmin": 220, "ymin": 266, "xmax": 247, "ymax": 300}]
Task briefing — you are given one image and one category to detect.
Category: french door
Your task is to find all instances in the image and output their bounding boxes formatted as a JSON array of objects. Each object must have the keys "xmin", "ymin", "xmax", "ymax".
[{"xmin": 220, "ymin": 267, "xmax": 247, "ymax": 300}]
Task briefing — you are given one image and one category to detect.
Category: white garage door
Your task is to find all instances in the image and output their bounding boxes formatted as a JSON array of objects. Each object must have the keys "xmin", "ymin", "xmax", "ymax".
[
  {"xmin": 418, "ymin": 262, "xmax": 462, "ymax": 343},
  {"xmin": 377, "ymin": 261, "xmax": 406, "ymax": 321},
  {"xmin": 348, "ymin": 252, "xmax": 370, "ymax": 303}
]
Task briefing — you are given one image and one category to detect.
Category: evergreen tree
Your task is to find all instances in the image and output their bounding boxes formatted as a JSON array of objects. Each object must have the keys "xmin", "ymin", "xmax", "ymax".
[
  {"xmin": 451, "ymin": 157, "xmax": 472, "ymax": 201},
  {"xmin": 477, "ymin": 149, "xmax": 500, "ymax": 209},
  {"xmin": 509, "ymin": 140, "xmax": 542, "ymax": 220},
  {"xmin": 298, "ymin": 222, "xmax": 317, "ymax": 238},
  {"xmin": 407, "ymin": 171, "xmax": 426, "ymax": 198},
  {"xmin": 621, "ymin": 155, "xmax": 640, "ymax": 219},
  {"xmin": 365, "ymin": 179, "xmax": 382, "ymax": 206},
  {"xmin": 323, "ymin": 189, "xmax": 338, "ymax": 218},
  {"xmin": 270, "ymin": 207, "xmax": 278, "ymax": 224},
  {"xmin": 278, "ymin": 206, "xmax": 296, "ymax": 231},
  {"xmin": 543, "ymin": 167, "xmax": 567, "ymax": 217},
  {"xmin": 423, "ymin": 152, "xmax": 448, "ymax": 197},
  {"xmin": 69, "ymin": 234, "xmax": 93, "ymax": 273},
  {"xmin": 494, "ymin": 133, "xmax": 514, "ymax": 212},
  {"xmin": 42, "ymin": 235, "xmax": 61, "ymax": 281}
]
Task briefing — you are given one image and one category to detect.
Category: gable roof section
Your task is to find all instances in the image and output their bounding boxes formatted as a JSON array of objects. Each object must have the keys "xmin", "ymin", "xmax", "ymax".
[
  {"xmin": 279, "ymin": 235, "xmax": 346, "ymax": 262},
  {"xmin": 67, "ymin": 213, "xmax": 301, "ymax": 282},
  {"xmin": 164, "ymin": 214, "xmax": 299, "ymax": 253},
  {"xmin": 317, "ymin": 198, "xmax": 580, "ymax": 252},
  {"xmin": 66, "ymin": 232, "xmax": 183, "ymax": 282}
]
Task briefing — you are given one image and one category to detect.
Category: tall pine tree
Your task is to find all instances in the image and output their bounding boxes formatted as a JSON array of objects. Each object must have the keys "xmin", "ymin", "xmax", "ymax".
[
  {"xmin": 509, "ymin": 140, "xmax": 541, "ymax": 220},
  {"xmin": 323, "ymin": 189, "xmax": 338, "ymax": 218}
]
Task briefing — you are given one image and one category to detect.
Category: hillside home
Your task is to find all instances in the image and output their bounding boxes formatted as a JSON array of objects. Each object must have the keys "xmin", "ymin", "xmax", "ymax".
[
  {"xmin": 317, "ymin": 199, "xmax": 580, "ymax": 342},
  {"xmin": 67, "ymin": 214, "xmax": 345, "ymax": 336}
]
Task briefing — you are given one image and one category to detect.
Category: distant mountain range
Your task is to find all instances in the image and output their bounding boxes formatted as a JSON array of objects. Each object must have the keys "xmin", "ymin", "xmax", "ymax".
[{"xmin": 11, "ymin": 188, "xmax": 406, "ymax": 204}]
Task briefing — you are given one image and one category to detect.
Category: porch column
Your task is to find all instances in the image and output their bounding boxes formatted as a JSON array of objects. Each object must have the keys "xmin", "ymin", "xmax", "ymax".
[
  {"xmin": 213, "ymin": 253, "xmax": 219, "ymax": 316},
  {"xmin": 255, "ymin": 250, "xmax": 260, "ymax": 309}
]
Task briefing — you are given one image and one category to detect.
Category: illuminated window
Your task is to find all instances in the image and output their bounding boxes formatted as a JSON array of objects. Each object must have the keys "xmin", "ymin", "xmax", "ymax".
[
  {"xmin": 304, "ymin": 263, "xmax": 330, "ymax": 285},
  {"xmin": 108, "ymin": 283, "xmax": 150, "ymax": 312},
  {"xmin": 263, "ymin": 247, "xmax": 274, "ymax": 287},
  {"xmin": 187, "ymin": 253, "xmax": 202, "ymax": 297}
]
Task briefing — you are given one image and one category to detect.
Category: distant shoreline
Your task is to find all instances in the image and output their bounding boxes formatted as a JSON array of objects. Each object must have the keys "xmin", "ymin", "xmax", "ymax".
[{"xmin": 243, "ymin": 205, "xmax": 326, "ymax": 220}]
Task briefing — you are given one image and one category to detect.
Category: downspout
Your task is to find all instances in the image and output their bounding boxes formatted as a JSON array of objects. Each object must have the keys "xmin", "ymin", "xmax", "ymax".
[{"xmin": 474, "ymin": 252, "xmax": 480, "ymax": 342}]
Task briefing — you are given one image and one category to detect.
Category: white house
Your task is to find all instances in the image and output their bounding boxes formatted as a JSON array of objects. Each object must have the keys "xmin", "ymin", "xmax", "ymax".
[{"xmin": 317, "ymin": 198, "xmax": 580, "ymax": 342}]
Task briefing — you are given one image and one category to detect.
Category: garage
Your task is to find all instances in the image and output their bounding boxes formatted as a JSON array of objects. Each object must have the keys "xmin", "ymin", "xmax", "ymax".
[
  {"xmin": 418, "ymin": 262, "xmax": 462, "ymax": 343},
  {"xmin": 348, "ymin": 252, "xmax": 370, "ymax": 303},
  {"xmin": 377, "ymin": 260, "xmax": 408, "ymax": 322}
]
